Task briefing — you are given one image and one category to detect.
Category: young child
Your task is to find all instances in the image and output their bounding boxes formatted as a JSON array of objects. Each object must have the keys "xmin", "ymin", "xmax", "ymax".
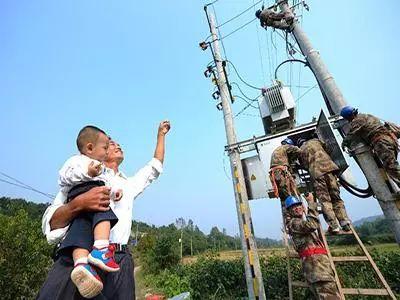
[{"xmin": 57, "ymin": 125, "xmax": 122, "ymax": 298}]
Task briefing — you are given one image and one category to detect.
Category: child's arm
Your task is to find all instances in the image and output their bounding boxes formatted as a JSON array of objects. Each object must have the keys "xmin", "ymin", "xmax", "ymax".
[
  {"xmin": 59, "ymin": 155, "xmax": 102, "ymax": 188},
  {"xmin": 104, "ymin": 169, "xmax": 123, "ymax": 201}
]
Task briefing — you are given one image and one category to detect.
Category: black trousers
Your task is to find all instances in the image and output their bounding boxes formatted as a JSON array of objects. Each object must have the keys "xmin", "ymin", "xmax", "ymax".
[
  {"xmin": 58, "ymin": 181, "xmax": 119, "ymax": 254},
  {"xmin": 36, "ymin": 249, "xmax": 135, "ymax": 300}
]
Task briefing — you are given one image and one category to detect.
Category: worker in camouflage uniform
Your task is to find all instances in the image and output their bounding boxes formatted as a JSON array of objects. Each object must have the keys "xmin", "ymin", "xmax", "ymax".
[
  {"xmin": 286, "ymin": 194, "xmax": 341, "ymax": 300},
  {"xmin": 298, "ymin": 138, "xmax": 350, "ymax": 233},
  {"xmin": 341, "ymin": 106, "xmax": 400, "ymax": 188},
  {"xmin": 269, "ymin": 138, "xmax": 301, "ymax": 217},
  {"xmin": 255, "ymin": 8, "xmax": 294, "ymax": 30}
]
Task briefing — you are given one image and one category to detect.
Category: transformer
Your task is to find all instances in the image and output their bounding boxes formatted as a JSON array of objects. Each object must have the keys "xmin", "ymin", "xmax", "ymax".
[{"xmin": 259, "ymin": 82, "xmax": 296, "ymax": 134}]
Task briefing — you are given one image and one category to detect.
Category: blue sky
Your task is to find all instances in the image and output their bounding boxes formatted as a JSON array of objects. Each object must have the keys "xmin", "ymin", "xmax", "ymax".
[{"xmin": 1, "ymin": 0, "xmax": 399, "ymax": 239}]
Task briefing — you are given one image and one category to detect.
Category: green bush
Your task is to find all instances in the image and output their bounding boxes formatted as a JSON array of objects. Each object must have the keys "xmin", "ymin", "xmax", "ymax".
[
  {"xmin": 144, "ymin": 267, "xmax": 191, "ymax": 297},
  {"xmin": 140, "ymin": 234, "xmax": 180, "ymax": 274},
  {"xmin": 0, "ymin": 210, "xmax": 53, "ymax": 300},
  {"xmin": 143, "ymin": 249, "xmax": 400, "ymax": 300},
  {"xmin": 186, "ymin": 255, "xmax": 247, "ymax": 299}
]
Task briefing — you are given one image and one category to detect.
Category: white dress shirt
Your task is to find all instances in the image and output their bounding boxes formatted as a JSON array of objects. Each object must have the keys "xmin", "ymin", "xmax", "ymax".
[
  {"xmin": 58, "ymin": 154, "xmax": 115, "ymax": 203},
  {"xmin": 42, "ymin": 158, "xmax": 163, "ymax": 245}
]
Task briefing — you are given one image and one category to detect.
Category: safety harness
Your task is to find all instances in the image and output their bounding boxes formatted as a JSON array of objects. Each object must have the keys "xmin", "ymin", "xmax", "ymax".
[
  {"xmin": 298, "ymin": 246, "xmax": 328, "ymax": 259},
  {"xmin": 269, "ymin": 165, "xmax": 299, "ymax": 198}
]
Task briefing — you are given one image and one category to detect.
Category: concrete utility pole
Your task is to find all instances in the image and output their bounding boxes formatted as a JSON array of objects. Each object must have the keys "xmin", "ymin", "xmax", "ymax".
[
  {"xmin": 275, "ymin": 0, "xmax": 400, "ymax": 243},
  {"xmin": 180, "ymin": 229, "xmax": 183, "ymax": 261},
  {"xmin": 205, "ymin": 8, "xmax": 266, "ymax": 300}
]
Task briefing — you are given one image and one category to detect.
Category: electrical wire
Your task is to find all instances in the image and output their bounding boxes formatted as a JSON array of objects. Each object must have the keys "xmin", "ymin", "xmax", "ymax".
[
  {"xmin": 233, "ymin": 95, "xmax": 259, "ymax": 109},
  {"xmin": 230, "ymin": 82, "xmax": 260, "ymax": 102},
  {"xmin": 220, "ymin": 17, "xmax": 258, "ymax": 40},
  {"xmin": 211, "ymin": 4, "xmax": 229, "ymax": 61},
  {"xmin": 295, "ymin": 84, "xmax": 317, "ymax": 103},
  {"xmin": 339, "ymin": 176, "xmax": 373, "ymax": 198},
  {"xmin": 253, "ymin": 0, "xmax": 267, "ymax": 85},
  {"xmin": 226, "ymin": 60, "xmax": 262, "ymax": 90},
  {"xmin": 0, "ymin": 172, "xmax": 55, "ymax": 199},
  {"xmin": 270, "ymin": 31, "xmax": 278, "ymax": 68},
  {"xmin": 275, "ymin": 30, "xmax": 302, "ymax": 55},
  {"xmin": 204, "ymin": 0, "xmax": 220, "ymax": 8},
  {"xmin": 274, "ymin": 58, "xmax": 308, "ymax": 80},
  {"xmin": 234, "ymin": 102, "xmax": 254, "ymax": 118},
  {"xmin": 217, "ymin": 0, "xmax": 263, "ymax": 28}
]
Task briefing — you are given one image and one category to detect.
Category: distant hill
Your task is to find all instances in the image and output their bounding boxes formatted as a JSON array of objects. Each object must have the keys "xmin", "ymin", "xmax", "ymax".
[
  {"xmin": 328, "ymin": 214, "xmax": 395, "ymax": 245},
  {"xmin": 0, "ymin": 197, "xmax": 49, "ymax": 220},
  {"xmin": 353, "ymin": 215, "xmax": 383, "ymax": 227}
]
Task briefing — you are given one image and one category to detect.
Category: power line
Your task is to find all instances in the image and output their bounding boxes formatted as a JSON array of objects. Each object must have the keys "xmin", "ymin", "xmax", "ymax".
[
  {"xmin": 0, "ymin": 175, "xmax": 55, "ymax": 199},
  {"xmin": 204, "ymin": 0, "xmax": 220, "ymax": 7},
  {"xmin": 253, "ymin": 0, "xmax": 267, "ymax": 85},
  {"xmin": 230, "ymin": 82, "xmax": 260, "ymax": 102},
  {"xmin": 275, "ymin": 30, "xmax": 302, "ymax": 55},
  {"xmin": 233, "ymin": 95, "xmax": 259, "ymax": 109},
  {"xmin": 211, "ymin": 4, "xmax": 229, "ymax": 61},
  {"xmin": 227, "ymin": 60, "xmax": 262, "ymax": 90},
  {"xmin": 217, "ymin": 0, "xmax": 263, "ymax": 28},
  {"xmin": 295, "ymin": 84, "xmax": 318, "ymax": 103},
  {"xmin": 234, "ymin": 102, "xmax": 254, "ymax": 118},
  {"xmin": 220, "ymin": 17, "xmax": 257, "ymax": 40}
]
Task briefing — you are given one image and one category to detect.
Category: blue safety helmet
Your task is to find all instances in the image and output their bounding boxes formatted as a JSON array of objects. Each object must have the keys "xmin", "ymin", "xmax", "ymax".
[
  {"xmin": 285, "ymin": 196, "xmax": 302, "ymax": 209},
  {"xmin": 297, "ymin": 138, "xmax": 306, "ymax": 147},
  {"xmin": 281, "ymin": 138, "xmax": 294, "ymax": 145},
  {"xmin": 340, "ymin": 106, "xmax": 358, "ymax": 120}
]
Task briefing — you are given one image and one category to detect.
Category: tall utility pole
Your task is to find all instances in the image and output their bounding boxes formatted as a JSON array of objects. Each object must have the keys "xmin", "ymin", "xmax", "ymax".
[
  {"xmin": 204, "ymin": 7, "xmax": 266, "ymax": 300},
  {"xmin": 274, "ymin": 1, "xmax": 400, "ymax": 243},
  {"xmin": 180, "ymin": 228, "xmax": 183, "ymax": 261}
]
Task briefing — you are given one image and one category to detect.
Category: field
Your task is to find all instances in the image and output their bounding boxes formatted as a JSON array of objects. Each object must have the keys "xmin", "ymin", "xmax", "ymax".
[
  {"xmin": 182, "ymin": 243, "xmax": 399, "ymax": 264},
  {"xmin": 137, "ymin": 243, "xmax": 400, "ymax": 299}
]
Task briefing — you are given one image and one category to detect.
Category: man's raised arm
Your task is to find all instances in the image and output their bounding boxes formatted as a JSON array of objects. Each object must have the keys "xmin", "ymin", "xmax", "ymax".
[
  {"xmin": 154, "ymin": 120, "xmax": 171, "ymax": 164},
  {"xmin": 126, "ymin": 120, "xmax": 171, "ymax": 196}
]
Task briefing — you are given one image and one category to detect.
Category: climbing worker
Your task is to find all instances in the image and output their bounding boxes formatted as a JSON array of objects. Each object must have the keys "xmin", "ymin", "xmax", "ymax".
[
  {"xmin": 255, "ymin": 8, "xmax": 295, "ymax": 30},
  {"xmin": 341, "ymin": 106, "xmax": 400, "ymax": 188},
  {"xmin": 298, "ymin": 138, "xmax": 351, "ymax": 233},
  {"xmin": 269, "ymin": 137, "xmax": 301, "ymax": 218},
  {"xmin": 286, "ymin": 194, "xmax": 341, "ymax": 300}
]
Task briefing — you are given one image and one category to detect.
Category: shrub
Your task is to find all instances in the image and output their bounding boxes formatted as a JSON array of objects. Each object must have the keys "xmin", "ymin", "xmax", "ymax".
[
  {"xmin": 143, "ymin": 249, "xmax": 400, "ymax": 299},
  {"xmin": 141, "ymin": 234, "xmax": 180, "ymax": 274},
  {"xmin": 0, "ymin": 210, "xmax": 53, "ymax": 300}
]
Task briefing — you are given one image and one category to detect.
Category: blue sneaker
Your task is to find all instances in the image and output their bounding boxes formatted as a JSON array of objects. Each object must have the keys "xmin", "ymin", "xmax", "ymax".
[
  {"xmin": 88, "ymin": 245, "xmax": 120, "ymax": 272},
  {"xmin": 71, "ymin": 263, "xmax": 103, "ymax": 298}
]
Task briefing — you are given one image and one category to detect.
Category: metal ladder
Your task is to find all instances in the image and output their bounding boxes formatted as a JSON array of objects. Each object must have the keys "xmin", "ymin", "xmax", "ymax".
[{"xmin": 283, "ymin": 216, "xmax": 397, "ymax": 299}]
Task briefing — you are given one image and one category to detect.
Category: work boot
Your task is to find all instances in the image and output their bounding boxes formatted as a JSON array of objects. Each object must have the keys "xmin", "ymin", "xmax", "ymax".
[
  {"xmin": 340, "ymin": 220, "xmax": 351, "ymax": 232},
  {"xmin": 341, "ymin": 224, "xmax": 351, "ymax": 232},
  {"xmin": 327, "ymin": 226, "xmax": 340, "ymax": 235}
]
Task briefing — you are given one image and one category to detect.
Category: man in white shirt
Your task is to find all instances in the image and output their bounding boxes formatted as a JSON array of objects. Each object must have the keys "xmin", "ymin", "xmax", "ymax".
[{"xmin": 37, "ymin": 120, "xmax": 170, "ymax": 300}]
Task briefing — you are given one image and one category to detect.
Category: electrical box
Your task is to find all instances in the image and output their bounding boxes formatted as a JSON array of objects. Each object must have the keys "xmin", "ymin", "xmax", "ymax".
[
  {"xmin": 259, "ymin": 82, "xmax": 296, "ymax": 134},
  {"xmin": 315, "ymin": 110, "xmax": 348, "ymax": 174},
  {"xmin": 241, "ymin": 110, "xmax": 354, "ymax": 200}
]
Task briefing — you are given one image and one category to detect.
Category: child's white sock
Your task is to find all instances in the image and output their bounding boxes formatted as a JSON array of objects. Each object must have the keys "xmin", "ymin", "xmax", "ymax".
[
  {"xmin": 93, "ymin": 239, "xmax": 109, "ymax": 249},
  {"xmin": 74, "ymin": 257, "xmax": 88, "ymax": 266}
]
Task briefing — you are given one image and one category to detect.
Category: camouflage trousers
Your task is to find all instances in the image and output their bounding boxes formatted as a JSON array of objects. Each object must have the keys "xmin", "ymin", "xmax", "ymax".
[
  {"xmin": 313, "ymin": 173, "xmax": 349, "ymax": 228},
  {"xmin": 302, "ymin": 254, "xmax": 341, "ymax": 300},
  {"xmin": 373, "ymin": 135, "xmax": 400, "ymax": 187},
  {"xmin": 271, "ymin": 168, "xmax": 294, "ymax": 220},
  {"xmin": 309, "ymin": 281, "xmax": 341, "ymax": 300}
]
